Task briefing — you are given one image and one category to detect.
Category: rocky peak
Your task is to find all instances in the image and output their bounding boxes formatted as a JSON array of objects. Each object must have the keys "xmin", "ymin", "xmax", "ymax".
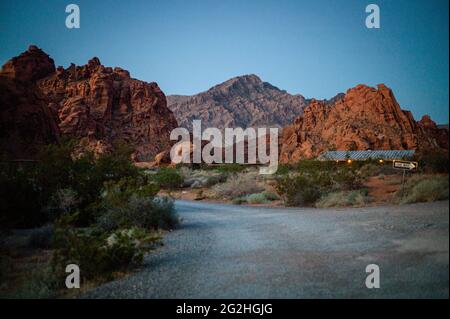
[
  {"xmin": 0, "ymin": 45, "xmax": 55, "ymax": 82},
  {"xmin": 0, "ymin": 46, "xmax": 178, "ymax": 161},
  {"xmin": 280, "ymin": 83, "xmax": 448, "ymax": 161},
  {"xmin": 418, "ymin": 115, "xmax": 438, "ymax": 129},
  {"xmin": 168, "ymin": 74, "xmax": 307, "ymax": 130}
]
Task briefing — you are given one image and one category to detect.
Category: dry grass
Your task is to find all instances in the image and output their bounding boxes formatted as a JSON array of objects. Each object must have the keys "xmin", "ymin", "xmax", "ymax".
[
  {"xmin": 316, "ymin": 189, "xmax": 371, "ymax": 208},
  {"xmin": 212, "ymin": 172, "xmax": 265, "ymax": 199},
  {"xmin": 396, "ymin": 175, "xmax": 449, "ymax": 204}
]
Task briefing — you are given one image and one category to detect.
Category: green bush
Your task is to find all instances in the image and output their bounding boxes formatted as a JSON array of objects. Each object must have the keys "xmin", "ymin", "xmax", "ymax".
[
  {"xmin": 316, "ymin": 189, "xmax": 370, "ymax": 208},
  {"xmin": 358, "ymin": 163, "xmax": 381, "ymax": 178},
  {"xmin": 154, "ymin": 168, "xmax": 184, "ymax": 189},
  {"xmin": 396, "ymin": 175, "xmax": 449, "ymax": 204},
  {"xmin": 246, "ymin": 193, "xmax": 270, "ymax": 204},
  {"xmin": 262, "ymin": 192, "xmax": 280, "ymax": 201},
  {"xmin": 52, "ymin": 214, "xmax": 160, "ymax": 281},
  {"xmin": 98, "ymin": 195, "xmax": 179, "ymax": 231},
  {"xmin": 0, "ymin": 140, "xmax": 141, "ymax": 228},
  {"xmin": 232, "ymin": 197, "xmax": 248, "ymax": 205},
  {"xmin": 276, "ymin": 174, "xmax": 322, "ymax": 206},
  {"xmin": 274, "ymin": 161, "xmax": 363, "ymax": 206},
  {"xmin": 12, "ymin": 265, "xmax": 59, "ymax": 299}
]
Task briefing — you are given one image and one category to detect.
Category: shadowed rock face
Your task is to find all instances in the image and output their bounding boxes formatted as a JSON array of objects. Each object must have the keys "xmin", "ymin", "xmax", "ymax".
[
  {"xmin": 0, "ymin": 46, "xmax": 60, "ymax": 159},
  {"xmin": 280, "ymin": 84, "xmax": 449, "ymax": 161},
  {"xmin": 167, "ymin": 74, "xmax": 308, "ymax": 130},
  {"xmin": 0, "ymin": 45, "xmax": 178, "ymax": 161}
]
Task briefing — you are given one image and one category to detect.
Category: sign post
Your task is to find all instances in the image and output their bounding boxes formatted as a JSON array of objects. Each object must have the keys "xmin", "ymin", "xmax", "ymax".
[{"xmin": 392, "ymin": 160, "xmax": 418, "ymax": 198}]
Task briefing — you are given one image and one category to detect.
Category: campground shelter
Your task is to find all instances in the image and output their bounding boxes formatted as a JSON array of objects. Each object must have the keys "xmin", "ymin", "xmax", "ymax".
[{"xmin": 317, "ymin": 150, "xmax": 415, "ymax": 162}]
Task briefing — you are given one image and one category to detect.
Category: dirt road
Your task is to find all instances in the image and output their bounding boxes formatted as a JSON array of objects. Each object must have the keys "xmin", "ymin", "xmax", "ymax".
[{"xmin": 85, "ymin": 200, "xmax": 449, "ymax": 298}]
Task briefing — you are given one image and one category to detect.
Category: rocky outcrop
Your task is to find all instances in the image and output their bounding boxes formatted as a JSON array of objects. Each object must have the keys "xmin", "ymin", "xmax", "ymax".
[
  {"xmin": 38, "ymin": 56, "xmax": 178, "ymax": 161},
  {"xmin": 167, "ymin": 74, "xmax": 308, "ymax": 130},
  {"xmin": 0, "ymin": 46, "xmax": 60, "ymax": 159},
  {"xmin": 418, "ymin": 115, "xmax": 449, "ymax": 150},
  {"xmin": 0, "ymin": 45, "xmax": 178, "ymax": 161},
  {"xmin": 280, "ymin": 84, "xmax": 448, "ymax": 161}
]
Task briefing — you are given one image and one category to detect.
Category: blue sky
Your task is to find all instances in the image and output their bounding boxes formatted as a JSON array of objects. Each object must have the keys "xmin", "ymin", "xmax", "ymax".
[{"xmin": 0, "ymin": 0, "xmax": 448, "ymax": 123}]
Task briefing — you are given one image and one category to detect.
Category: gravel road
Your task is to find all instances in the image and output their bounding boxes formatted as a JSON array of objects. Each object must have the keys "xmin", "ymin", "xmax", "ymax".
[{"xmin": 84, "ymin": 200, "xmax": 449, "ymax": 298}]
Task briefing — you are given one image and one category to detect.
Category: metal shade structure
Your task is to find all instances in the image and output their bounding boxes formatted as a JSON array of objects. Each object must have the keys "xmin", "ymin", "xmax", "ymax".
[{"xmin": 318, "ymin": 150, "xmax": 415, "ymax": 161}]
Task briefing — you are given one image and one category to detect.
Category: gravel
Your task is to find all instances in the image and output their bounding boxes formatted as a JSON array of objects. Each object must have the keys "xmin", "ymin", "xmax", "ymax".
[{"xmin": 83, "ymin": 200, "xmax": 449, "ymax": 299}]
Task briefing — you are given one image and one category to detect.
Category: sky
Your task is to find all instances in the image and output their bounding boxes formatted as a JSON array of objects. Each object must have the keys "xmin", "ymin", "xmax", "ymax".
[{"xmin": 0, "ymin": 0, "xmax": 448, "ymax": 124}]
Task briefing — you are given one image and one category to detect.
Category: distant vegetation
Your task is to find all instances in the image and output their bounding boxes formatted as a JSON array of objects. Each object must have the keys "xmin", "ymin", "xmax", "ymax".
[{"xmin": 164, "ymin": 153, "xmax": 448, "ymax": 208}]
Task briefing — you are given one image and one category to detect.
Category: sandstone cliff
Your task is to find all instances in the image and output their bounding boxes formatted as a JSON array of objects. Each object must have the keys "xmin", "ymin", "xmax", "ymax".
[
  {"xmin": 280, "ymin": 84, "xmax": 448, "ymax": 161},
  {"xmin": 0, "ymin": 46, "xmax": 60, "ymax": 159},
  {"xmin": 0, "ymin": 45, "xmax": 178, "ymax": 161}
]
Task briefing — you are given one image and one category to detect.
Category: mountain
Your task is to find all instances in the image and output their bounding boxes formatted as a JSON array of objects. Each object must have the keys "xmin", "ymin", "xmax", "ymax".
[
  {"xmin": 0, "ymin": 45, "xmax": 60, "ymax": 159},
  {"xmin": 0, "ymin": 45, "xmax": 178, "ymax": 161},
  {"xmin": 167, "ymin": 74, "xmax": 308, "ymax": 130},
  {"xmin": 280, "ymin": 84, "xmax": 449, "ymax": 161}
]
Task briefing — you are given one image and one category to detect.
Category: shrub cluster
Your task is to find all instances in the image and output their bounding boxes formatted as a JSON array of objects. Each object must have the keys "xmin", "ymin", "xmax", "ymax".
[
  {"xmin": 0, "ymin": 140, "xmax": 181, "ymax": 296},
  {"xmin": 316, "ymin": 189, "xmax": 370, "ymax": 208},
  {"xmin": 275, "ymin": 164, "xmax": 362, "ymax": 206},
  {"xmin": 396, "ymin": 175, "xmax": 449, "ymax": 204},
  {"xmin": 0, "ymin": 140, "xmax": 139, "ymax": 227},
  {"xmin": 213, "ymin": 172, "xmax": 265, "ymax": 199}
]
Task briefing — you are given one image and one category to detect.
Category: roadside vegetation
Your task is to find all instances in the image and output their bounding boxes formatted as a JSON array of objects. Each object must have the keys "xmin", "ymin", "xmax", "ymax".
[
  {"xmin": 0, "ymin": 140, "xmax": 178, "ymax": 298},
  {"xmin": 1, "ymin": 146, "xmax": 448, "ymax": 297},
  {"xmin": 158, "ymin": 152, "xmax": 448, "ymax": 209}
]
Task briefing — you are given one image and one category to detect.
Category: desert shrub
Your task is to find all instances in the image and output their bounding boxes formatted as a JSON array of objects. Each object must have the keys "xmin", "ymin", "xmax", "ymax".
[
  {"xmin": 316, "ymin": 189, "xmax": 370, "ymax": 208},
  {"xmin": 52, "ymin": 214, "xmax": 159, "ymax": 281},
  {"xmin": 232, "ymin": 197, "xmax": 248, "ymax": 205},
  {"xmin": 150, "ymin": 197, "xmax": 179, "ymax": 230},
  {"xmin": 358, "ymin": 163, "xmax": 381, "ymax": 178},
  {"xmin": 213, "ymin": 172, "xmax": 264, "ymax": 199},
  {"xmin": 331, "ymin": 168, "xmax": 361, "ymax": 190},
  {"xmin": 276, "ymin": 174, "xmax": 322, "ymax": 206},
  {"xmin": 396, "ymin": 175, "xmax": 449, "ymax": 204},
  {"xmin": 262, "ymin": 191, "xmax": 280, "ymax": 201},
  {"xmin": 12, "ymin": 265, "xmax": 59, "ymax": 299},
  {"xmin": 212, "ymin": 163, "xmax": 247, "ymax": 174},
  {"xmin": 46, "ymin": 188, "xmax": 79, "ymax": 220},
  {"xmin": 101, "ymin": 177, "xmax": 159, "ymax": 208},
  {"xmin": 98, "ymin": 195, "xmax": 178, "ymax": 231},
  {"xmin": 419, "ymin": 152, "xmax": 449, "ymax": 174},
  {"xmin": 246, "ymin": 193, "xmax": 270, "ymax": 204},
  {"xmin": 204, "ymin": 174, "xmax": 228, "ymax": 187},
  {"xmin": 275, "ymin": 161, "xmax": 363, "ymax": 206},
  {"xmin": 275, "ymin": 164, "xmax": 292, "ymax": 175},
  {"xmin": 0, "ymin": 140, "xmax": 141, "ymax": 228},
  {"xmin": 27, "ymin": 225, "xmax": 54, "ymax": 249},
  {"xmin": 154, "ymin": 168, "xmax": 183, "ymax": 189}
]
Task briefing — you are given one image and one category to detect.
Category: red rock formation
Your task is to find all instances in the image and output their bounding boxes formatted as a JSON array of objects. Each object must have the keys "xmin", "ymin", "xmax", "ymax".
[
  {"xmin": 418, "ymin": 115, "xmax": 449, "ymax": 150},
  {"xmin": 280, "ymin": 84, "xmax": 448, "ymax": 162},
  {"xmin": 1, "ymin": 45, "xmax": 178, "ymax": 161},
  {"xmin": 0, "ymin": 46, "xmax": 60, "ymax": 159},
  {"xmin": 38, "ymin": 56, "xmax": 178, "ymax": 161}
]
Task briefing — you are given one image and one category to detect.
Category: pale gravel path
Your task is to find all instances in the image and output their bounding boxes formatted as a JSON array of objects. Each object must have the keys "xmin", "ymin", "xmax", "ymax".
[{"xmin": 84, "ymin": 200, "xmax": 449, "ymax": 299}]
